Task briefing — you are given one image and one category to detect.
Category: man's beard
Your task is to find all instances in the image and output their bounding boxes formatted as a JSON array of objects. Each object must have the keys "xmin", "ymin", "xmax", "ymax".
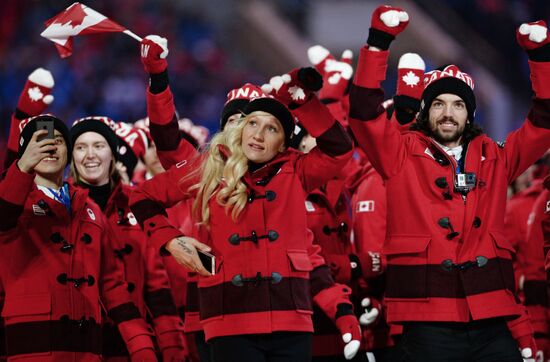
[{"xmin": 429, "ymin": 116, "xmax": 465, "ymax": 144}]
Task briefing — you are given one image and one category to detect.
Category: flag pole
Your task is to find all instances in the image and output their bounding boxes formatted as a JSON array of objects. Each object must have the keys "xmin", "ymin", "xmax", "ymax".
[{"xmin": 123, "ymin": 30, "xmax": 142, "ymax": 42}]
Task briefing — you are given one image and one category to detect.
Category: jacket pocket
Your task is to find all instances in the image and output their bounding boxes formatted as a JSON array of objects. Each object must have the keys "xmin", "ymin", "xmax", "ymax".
[
  {"xmin": 2, "ymin": 293, "xmax": 52, "ymax": 359},
  {"xmin": 384, "ymin": 236, "xmax": 431, "ymax": 300},
  {"xmin": 490, "ymin": 231, "xmax": 515, "ymax": 259},
  {"xmin": 287, "ymin": 249, "xmax": 313, "ymax": 313},
  {"xmin": 198, "ymin": 259, "xmax": 224, "ymax": 321}
]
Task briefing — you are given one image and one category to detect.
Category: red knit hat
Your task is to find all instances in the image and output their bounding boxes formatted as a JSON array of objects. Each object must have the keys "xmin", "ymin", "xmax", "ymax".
[
  {"xmin": 220, "ymin": 83, "xmax": 263, "ymax": 130},
  {"xmin": 419, "ymin": 65, "xmax": 476, "ymax": 122}
]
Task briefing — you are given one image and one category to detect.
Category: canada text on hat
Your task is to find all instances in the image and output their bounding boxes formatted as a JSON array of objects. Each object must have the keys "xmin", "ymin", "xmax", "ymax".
[
  {"xmin": 423, "ymin": 65, "xmax": 474, "ymax": 90},
  {"xmin": 114, "ymin": 122, "xmax": 149, "ymax": 159},
  {"xmin": 225, "ymin": 83, "xmax": 264, "ymax": 105}
]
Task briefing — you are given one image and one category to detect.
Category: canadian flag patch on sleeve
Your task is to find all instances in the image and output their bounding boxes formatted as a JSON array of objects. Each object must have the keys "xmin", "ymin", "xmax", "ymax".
[{"xmin": 357, "ymin": 200, "xmax": 375, "ymax": 213}]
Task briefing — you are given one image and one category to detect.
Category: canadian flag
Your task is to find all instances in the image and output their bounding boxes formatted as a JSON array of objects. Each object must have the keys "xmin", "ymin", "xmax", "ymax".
[{"xmin": 41, "ymin": 3, "xmax": 127, "ymax": 58}]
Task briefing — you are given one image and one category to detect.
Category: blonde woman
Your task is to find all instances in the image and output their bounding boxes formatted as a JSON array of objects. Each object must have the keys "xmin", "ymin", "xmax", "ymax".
[{"xmin": 130, "ymin": 81, "xmax": 362, "ymax": 361}]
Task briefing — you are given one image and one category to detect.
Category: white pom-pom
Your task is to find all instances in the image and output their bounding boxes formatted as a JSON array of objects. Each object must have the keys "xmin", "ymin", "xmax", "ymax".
[
  {"xmin": 145, "ymin": 34, "xmax": 169, "ymax": 58},
  {"xmin": 43, "ymin": 95, "xmax": 54, "ymax": 105},
  {"xmin": 521, "ymin": 347, "xmax": 533, "ymax": 358},
  {"xmin": 281, "ymin": 74, "xmax": 292, "ymax": 84},
  {"xmin": 361, "ymin": 298, "xmax": 371, "ymax": 307},
  {"xmin": 342, "ymin": 332, "xmax": 352, "ymax": 343},
  {"xmin": 269, "ymin": 76, "xmax": 284, "ymax": 91},
  {"xmin": 398, "ymin": 11, "xmax": 409, "ymax": 22},
  {"xmin": 398, "ymin": 53, "xmax": 425, "ymax": 71},
  {"xmin": 380, "ymin": 10, "xmax": 408, "ymax": 27},
  {"xmin": 366, "ymin": 352, "xmax": 377, "ymax": 362},
  {"xmin": 261, "ymin": 83, "xmax": 273, "ymax": 94},
  {"xmin": 28, "ymin": 68, "xmax": 54, "ymax": 88},
  {"xmin": 307, "ymin": 45, "xmax": 330, "ymax": 66},
  {"xmin": 519, "ymin": 23, "xmax": 531, "ymax": 35},
  {"xmin": 341, "ymin": 49, "xmax": 353, "ymax": 60},
  {"xmin": 528, "ymin": 24, "xmax": 548, "ymax": 43},
  {"xmin": 344, "ymin": 340, "xmax": 360, "ymax": 360},
  {"xmin": 325, "ymin": 59, "xmax": 353, "ymax": 80}
]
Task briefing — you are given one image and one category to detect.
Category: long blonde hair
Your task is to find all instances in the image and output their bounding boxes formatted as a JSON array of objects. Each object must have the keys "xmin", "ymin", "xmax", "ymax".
[{"xmin": 185, "ymin": 115, "xmax": 252, "ymax": 226}]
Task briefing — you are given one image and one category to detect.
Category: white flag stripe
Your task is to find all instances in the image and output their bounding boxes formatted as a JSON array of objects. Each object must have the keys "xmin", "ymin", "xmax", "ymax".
[{"xmin": 40, "ymin": 4, "xmax": 107, "ymax": 46}]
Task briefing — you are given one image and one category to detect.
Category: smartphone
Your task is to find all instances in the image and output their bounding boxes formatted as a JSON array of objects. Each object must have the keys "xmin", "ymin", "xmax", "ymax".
[
  {"xmin": 198, "ymin": 249, "xmax": 216, "ymax": 275},
  {"xmin": 36, "ymin": 120, "xmax": 55, "ymax": 142}
]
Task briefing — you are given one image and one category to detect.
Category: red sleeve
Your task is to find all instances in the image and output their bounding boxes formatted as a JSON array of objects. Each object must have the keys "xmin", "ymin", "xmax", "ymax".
[
  {"xmin": 3, "ymin": 114, "xmax": 24, "ymax": 171},
  {"xmin": 0, "ymin": 162, "xmax": 35, "ymax": 233},
  {"xmin": 99, "ymin": 219, "xmax": 156, "ymax": 355},
  {"xmin": 348, "ymin": 47, "xmax": 409, "ymax": 180},
  {"xmin": 130, "ymin": 157, "xmax": 200, "ymax": 252},
  {"xmin": 147, "ymin": 87, "xmax": 199, "ymax": 170},
  {"xmin": 499, "ymin": 109, "xmax": 550, "ymax": 184}
]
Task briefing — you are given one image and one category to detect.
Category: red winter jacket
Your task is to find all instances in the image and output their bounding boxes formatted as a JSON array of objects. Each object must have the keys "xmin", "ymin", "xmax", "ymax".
[
  {"xmin": 0, "ymin": 163, "xmax": 153, "ymax": 360},
  {"xmin": 349, "ymin": 50, "xmax": 550, "ymax": 324},
  {"xmin": 130, "ymin": 137, "xmax": 354, "ymax": 340},
  {"xmin": 100, "ymin": 182, "xmax": 184, "ymax": 357}
]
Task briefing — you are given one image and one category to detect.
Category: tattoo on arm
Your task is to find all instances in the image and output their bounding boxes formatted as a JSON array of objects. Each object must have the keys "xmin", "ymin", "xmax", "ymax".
[{"xmin": 178, "ymin": 238, "xmax": 195, "ymax": 255}]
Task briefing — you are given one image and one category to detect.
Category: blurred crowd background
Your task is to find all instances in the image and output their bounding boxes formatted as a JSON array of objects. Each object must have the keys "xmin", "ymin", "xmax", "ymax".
[{"xmin": 0, "ymin": 0, "xmax": 549, "ymax": 164}]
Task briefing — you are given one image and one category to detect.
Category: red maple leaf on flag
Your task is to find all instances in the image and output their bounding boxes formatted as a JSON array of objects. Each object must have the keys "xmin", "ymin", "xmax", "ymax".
[
  {"xmin": 41, "ymin": 2, "xmax": 130, "ymax": 58},
  {"xmin": 45, "ymin": 3, "xmax": 87, "ymax": 28}
]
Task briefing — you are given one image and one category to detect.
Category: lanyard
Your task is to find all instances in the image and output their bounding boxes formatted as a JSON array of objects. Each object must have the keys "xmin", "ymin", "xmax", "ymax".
[{"xmin": 47, "ymin": 183, "xmax": 71, "ymax": 215}]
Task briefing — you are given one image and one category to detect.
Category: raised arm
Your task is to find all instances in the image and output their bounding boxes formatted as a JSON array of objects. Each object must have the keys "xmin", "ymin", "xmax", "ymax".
[
  {"xmin": 348, "ymin": 5, "xmax": 411, "ymax": 180},
  {"xmin": 500, "ymin": 22, "xmax": 550, "ymax": 183},
  {"xmin": 140, "ymin": 35, "xmax": 199, "ymax": 169}
]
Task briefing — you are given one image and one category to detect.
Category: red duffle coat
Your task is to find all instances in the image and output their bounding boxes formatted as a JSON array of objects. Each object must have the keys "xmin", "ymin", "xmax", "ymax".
[
  {"xmin": 101, "ymin": 182, "xmax": 184, "ymax": 357},
  {"xmin": 130, "ymin": 142, "xmax": 353, "ymax": 340},
  {"xmin": 349, "ymin": 53, "xmax": 550, "ymax": 323},
  {"xmin": 0, "ymin": 163, "xmax": 152, "ymax": 361}
]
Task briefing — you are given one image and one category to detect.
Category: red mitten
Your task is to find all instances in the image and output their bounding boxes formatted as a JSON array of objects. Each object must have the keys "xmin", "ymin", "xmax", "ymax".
[
  {"xmin": 368, "ymin": 5, "xmax": 410, "ymax": 50},
  {"xmin": 359, "ymin": 297, "xmax": 382, "ymax": 327},
  {"xmin": 140, "ymin": 35, "xmax": 169, "ymax": 74},
  {"xmin": 396, "ymin": 53, "xmax": 425, "ymax": 100},
  {"xmin": 517, "ymin": 21, "xmax": 550, "ymax": 99},
  {"xmin": 517, "ymin": 21, "xmax": 550, "ymax": 51},
  {"xmin": 16, "ymin": 68, "xmax": 54, "ymax": 116},
  {"xmin": 394, "ymin": 53, "xmax": 425, "ymax": 125},
  {"xmin": 335, "ymin": 313, "xmax": 362, "ymax": 360},
  {"xmin": 350, "ymin": 252, "xmax": 384, "ymax": 280},
  {"xmin": 308, "ymin": 45, "xmax": 354, "ymax": 101},
  {"xmin": 261, "ymin": 67, "xmax": 322, "ymax": 108}
]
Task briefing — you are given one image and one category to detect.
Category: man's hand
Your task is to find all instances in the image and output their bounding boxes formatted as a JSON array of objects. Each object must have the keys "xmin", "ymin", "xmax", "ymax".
[
  {"xmin": 517, "ymin": 21, "xmax": 549, "ymax": 51},
  {"xmin": 140, "ymin": 35, "xmax": 169, "ymax": 74},
  {"xmin": 17, "ymin": 130, "xmax": 57, "ymax": 173},
  {"xmin": 368, "ymin": 5, "xmax": 409, "ymax": 50},
  {"xmin": 165, "ymin": 236, "xmax": 212, "ymax": 276}
]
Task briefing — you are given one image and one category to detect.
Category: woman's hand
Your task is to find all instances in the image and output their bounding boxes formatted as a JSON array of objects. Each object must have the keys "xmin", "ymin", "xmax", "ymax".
[{"xmin": 166, "ymin": 236, "xmax": 212, "ymax": 276}]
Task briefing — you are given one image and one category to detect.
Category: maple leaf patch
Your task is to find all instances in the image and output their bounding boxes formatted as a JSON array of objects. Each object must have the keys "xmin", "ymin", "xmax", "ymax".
[
  {"xmin": 28, "ymin": 86, "xmax": 44, "ymax": 101},
  {"xmin": 289, "ymin": 85, "xmax": 306, "ymax": 101},
  {"xmin": 402, "ymin": 71, "xmax": 420, "ymax": 87}
]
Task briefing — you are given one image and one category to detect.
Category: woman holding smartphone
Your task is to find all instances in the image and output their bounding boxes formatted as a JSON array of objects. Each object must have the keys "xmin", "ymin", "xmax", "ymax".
[{"xmin": 130, "ymin": 69, "xmax": 363, "ymax": 361}]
